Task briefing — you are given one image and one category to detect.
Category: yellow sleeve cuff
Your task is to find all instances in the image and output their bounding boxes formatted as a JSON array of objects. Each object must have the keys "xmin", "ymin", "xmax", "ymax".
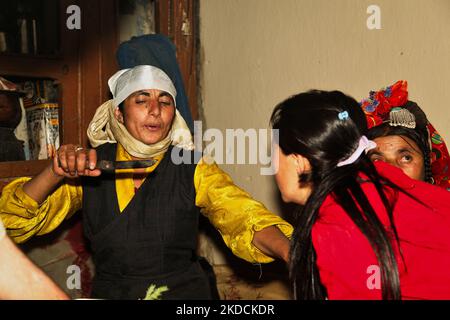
[
  {"xmin": 248, "ymin": 221, "xmax": 293, "ymax": 263},
  {"xmin": 13, "ymin": 179, "xmax": 41, "ymax": 213}
]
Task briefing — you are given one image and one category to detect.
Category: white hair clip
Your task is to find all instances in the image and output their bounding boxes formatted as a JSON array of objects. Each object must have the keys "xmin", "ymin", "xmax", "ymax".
[{"xmin": 337, "ymin": 135, "xmax": 377, "ymax": 167}]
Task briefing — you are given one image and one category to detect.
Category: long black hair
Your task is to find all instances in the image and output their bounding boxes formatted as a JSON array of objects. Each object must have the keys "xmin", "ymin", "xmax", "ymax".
[
  {"xmin": 271, "ymin": 90, "xmax": 403, "ymax": 300},
  {"xmin": 366, "ymin": 101, "xmax": 433, "ymax": 183}
]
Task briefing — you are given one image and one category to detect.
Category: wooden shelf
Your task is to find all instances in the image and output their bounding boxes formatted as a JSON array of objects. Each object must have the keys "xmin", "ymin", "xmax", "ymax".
[
  {"xmin": 0, "ymin": 55, "xmax": 64, "ymax": 79},
  {"xmin": 0, "ymin": 0, "xmax": 118, "ymax": 182},
  {"xmin": 0, "ymin": 52, "xmax": 62, "ymax": 60},
  {"xmin": 0, "ymin": 159, "xmax": 50, "ymax": 178}
]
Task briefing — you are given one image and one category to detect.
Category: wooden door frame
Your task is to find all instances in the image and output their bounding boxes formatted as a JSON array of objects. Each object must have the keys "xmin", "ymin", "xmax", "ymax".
[{"xmin": 155, "ymin": 0, "xmax": 199, "ymax": 120}]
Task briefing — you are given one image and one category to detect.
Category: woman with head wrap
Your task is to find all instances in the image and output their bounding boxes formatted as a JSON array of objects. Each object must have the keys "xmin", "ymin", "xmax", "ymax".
[
  {"xmin": 271, "ymin": 89, "xmax": 450, "ymax": 299},
  {"xmin": 360, "ymin": 80, "xmax": 450, "ymax": 190},
  {"xmin": 0, "ymin": 65, "xmax": 292, "ymax": 300}
]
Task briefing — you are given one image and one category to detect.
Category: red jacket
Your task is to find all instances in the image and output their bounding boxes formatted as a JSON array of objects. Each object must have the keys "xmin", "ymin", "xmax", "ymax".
[{"xmin": 312, "ymin": 161, "xmax": 450, "ymax": 300}]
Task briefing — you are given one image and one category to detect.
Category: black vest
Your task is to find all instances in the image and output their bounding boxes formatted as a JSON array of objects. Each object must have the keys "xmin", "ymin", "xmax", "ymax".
[{"xmin": 82, "ymin": 143, "xmax": 211, "ymax": 299}]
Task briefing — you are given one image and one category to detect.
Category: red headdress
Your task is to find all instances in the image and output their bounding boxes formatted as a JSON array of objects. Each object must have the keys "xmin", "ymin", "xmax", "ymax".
[{"xmin": 360, "ymin": 80, "xmax": 450, "ymax": 189}]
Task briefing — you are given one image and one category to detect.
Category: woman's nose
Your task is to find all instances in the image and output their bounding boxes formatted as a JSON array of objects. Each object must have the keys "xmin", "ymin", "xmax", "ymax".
[
  {"xmin": 383, "ymin": 157, "xmax": 398, "ymax": 168},
  {"xmin": 147, "ymin": 100, "xmax": 161, "ymax": 116}
]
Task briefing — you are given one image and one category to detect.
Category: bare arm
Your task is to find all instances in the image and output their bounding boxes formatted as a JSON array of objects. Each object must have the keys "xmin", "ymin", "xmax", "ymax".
[
  {"xmin": 23, "ymin": 144, "xmax": 101, "ymax": 204},
  {"xmin": 252, "ymin": 225, "xmax": 290, "ymax": 263},
  {"xmin": 0, "ymin": 221, "xmax": 68, "ymax": 299}
]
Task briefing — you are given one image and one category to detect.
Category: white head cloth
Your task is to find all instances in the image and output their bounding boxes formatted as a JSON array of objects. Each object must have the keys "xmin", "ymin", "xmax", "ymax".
[
  {"xmin": 87, "ymin": 65, "xmax": 193, "ymax": 158},
  {"xmin": 109, "ymin": 65, "xmax": 177, "ymax": 108}
]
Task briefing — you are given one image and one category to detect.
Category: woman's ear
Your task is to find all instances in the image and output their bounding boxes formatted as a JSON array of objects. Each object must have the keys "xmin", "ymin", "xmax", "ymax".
[
  {"xmin": 114, "ymin": 107, "xmax": 124, "ymax": 124},
  {"xmin": 291, "ymin": 154, "xmax": 311, "ymax": 175}
]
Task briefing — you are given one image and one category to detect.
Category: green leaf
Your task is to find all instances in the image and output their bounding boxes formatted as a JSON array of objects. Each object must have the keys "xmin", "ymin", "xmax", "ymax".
[{"xmin": 143, "ymin": 284, "xmax": 169, "ymax": 300}]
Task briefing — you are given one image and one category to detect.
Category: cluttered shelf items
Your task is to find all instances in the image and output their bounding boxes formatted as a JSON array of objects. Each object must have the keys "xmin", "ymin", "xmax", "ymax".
[{"xmin": 0, "ymin": 76, "xmax": 59, "ymax": 162}]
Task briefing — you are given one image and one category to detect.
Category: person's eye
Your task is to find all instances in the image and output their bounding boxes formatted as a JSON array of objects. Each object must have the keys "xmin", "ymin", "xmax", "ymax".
[
  {"xmin": 135, "ymin": 98, "xmax": 147, "ymax": 105},
  {"xmin": 400, "ymin": 154, "xmax": 413, "ymax": 163},
  {"xmin": 159, "ymin": 99, "xmax": 172, "ymax": 106}
]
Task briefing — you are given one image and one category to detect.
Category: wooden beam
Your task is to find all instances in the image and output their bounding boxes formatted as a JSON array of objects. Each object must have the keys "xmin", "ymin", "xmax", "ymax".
[{"xmin": 155, "ymin": 0, "xmax": 198, "ymax": 120}]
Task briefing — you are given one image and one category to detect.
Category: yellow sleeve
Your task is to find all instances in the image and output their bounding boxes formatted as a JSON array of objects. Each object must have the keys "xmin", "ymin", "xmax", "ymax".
[
  {"xmin": 0, "ymin": 177, "xmax": 83, "ymax": 243},
  {"xmin": 194, "ymin": 157, "xmax": 293, "ymax": 264}
]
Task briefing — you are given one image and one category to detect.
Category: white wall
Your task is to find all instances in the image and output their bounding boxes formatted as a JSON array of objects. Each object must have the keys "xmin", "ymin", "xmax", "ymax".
[{"xmin": 199, "ymin": 0, "xmax": 450, "ymax": 219}]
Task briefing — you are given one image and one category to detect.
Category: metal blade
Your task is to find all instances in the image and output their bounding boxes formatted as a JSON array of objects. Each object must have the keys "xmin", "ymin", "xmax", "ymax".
[{"xmin": 96, "ymin": 159, "xmax": 157, "ymax": 171}]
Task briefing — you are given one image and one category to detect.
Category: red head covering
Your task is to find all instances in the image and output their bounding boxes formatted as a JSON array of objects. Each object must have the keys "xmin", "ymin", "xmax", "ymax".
[{"xmin": 360, "ymin": 80, "xmax": 450, "ymax": 189}]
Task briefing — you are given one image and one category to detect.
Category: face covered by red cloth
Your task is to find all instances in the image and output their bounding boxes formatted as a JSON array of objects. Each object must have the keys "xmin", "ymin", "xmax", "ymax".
[{"xmin": 360, "ymin": 80, "xmax": 450, "ymax": 190}]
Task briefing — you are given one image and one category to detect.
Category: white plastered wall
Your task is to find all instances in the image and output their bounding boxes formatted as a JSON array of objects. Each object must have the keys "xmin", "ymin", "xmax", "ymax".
[{"xmin": 198, "ymin": 0, "xmax": 450, "ymax": 264}]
